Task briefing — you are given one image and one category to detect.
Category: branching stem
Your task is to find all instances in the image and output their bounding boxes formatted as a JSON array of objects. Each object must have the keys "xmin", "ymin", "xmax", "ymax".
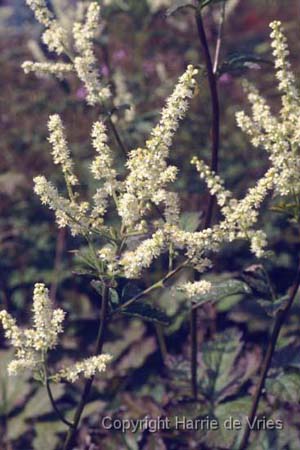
[
  {"xmin": 62, "ymin": 285, "xmax": 110, "ymax": 450},
  {"xmin": 238, "ymin": 260, "xmax": 300, "ymax": 450},
  {"xmin": 46, "ymin": 380, "xmax": 74, "ymax": 428},
  {"xmin": 111, "ymin": 260, "xmax": 189, "ymax": 316},
  {"xmin": 191, "ymin": 6, "xmax": 221, "ymax": 399}
]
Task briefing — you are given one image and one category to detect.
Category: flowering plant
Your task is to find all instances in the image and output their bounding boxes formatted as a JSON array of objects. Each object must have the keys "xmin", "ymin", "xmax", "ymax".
[{"xmin": 1, "ymin": 1, "xmax": 300, "ymax": 449}]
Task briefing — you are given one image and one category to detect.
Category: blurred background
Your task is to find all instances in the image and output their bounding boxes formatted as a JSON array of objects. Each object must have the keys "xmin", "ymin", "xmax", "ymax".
[{"xmin": 1, "ymin": 1, "xmax": 300, "ymax": 449}]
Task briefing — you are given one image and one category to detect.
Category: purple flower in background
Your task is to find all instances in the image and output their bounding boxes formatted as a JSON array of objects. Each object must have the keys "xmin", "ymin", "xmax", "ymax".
[
  {"xmin": 101, "ymin": 64, "xmax": 110, "ymax": 77},
  {"xmin": 219, "ymin": 73, "xmax": 233, "ymax": 85},
  {"xmin": 143, "ymin": 60, "xmax": 156, "ymax": 75},
  {"xmin": 76, "ymin": 86, "xmax": 87, "ymax": 100},
  {"xmin": 112, "ymin": 49, "xmax": 128, "ymax": 62}
]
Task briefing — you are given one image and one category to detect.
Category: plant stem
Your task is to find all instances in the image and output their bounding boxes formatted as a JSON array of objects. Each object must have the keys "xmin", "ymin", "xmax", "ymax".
[
  {"xmin": 191, "ymin": 6, "xmax": 221, "ymax": 399},
  {"xmin": 106, "ymin": 115, "xmax": 128, "ymax": 157},
  {"xmin": 195, "ymin": 8, "xmax": 220, "ymax": 227},
  {"xmin": 46, "ymin": 380, "xmax": 74, "ymax": 428},
  {"xmin": 111, "ymin": 260, "xmax": 189, "ymax": 316},
  {"xmin": 190, "ymin": 304, "xmax": 198, "ymax": 399},
  {"xmin": 62, "ymin": 285, "xmax": 110, "ymax": 450},
  {"xmin": 238, "ymin": 260, "xmax": 300, "ymax": 450},
  {"xmin": 213, "ymin": 1, "xmax": 226, "ymax": 75},
  {"xmin": 155, "ymin": 323, "xmax": 168, "ymax": 364}
]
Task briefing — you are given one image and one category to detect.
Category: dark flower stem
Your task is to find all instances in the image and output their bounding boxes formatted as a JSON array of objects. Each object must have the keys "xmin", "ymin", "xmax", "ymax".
[
  {"xmin": 46, "ymin": 380, "xmax": 74, "ymax": 428},
  {"xmin": 190, "ymin": 6, "xmax": 221, "ymax": 399},
  {"xmin": 111, "ymin": 260, "xmax": 189, "ymax": 316},
  {"xmin": 195, "ymin": 8, "xmax": 220, "ymax": 214},
  {"xmin": 62, "ymin": 285, "xmax": 110, "ymax": 450},
  {"xmin": 238, "ymin": 260, "xmax": 300, "ymax": 450},
  {"xmin": 107, "ymin": 115, "xmax": 128, "ymax": 157},
  {"xmin": 190, "ymin": 304, "xmax": 198, "ymax": 399}
]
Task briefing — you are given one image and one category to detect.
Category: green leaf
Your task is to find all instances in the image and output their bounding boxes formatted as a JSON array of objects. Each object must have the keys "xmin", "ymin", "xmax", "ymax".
[
  {"xmin": 109, "ymin": 288, "xmax": 120, "ymax": 306},
  {"xmin": 240, "ymin": 265, "xmax": 273, "ymax": 299},
  {"xmin": 120, "ymin": 302, "xmax": 171, "ymax": 326},
  {"xmin": 192, "ymin": 279, "xmax": 251, "ymax": 307},
  {"xmin": 179, "ymin": 211, "xmax": 202, "ymax": 232},
  {"xmin": 218, "ymin": 54, "xmax": 272, "ymax": 76},
  {"xmin": 257, "ymin": 295, "xmax": 289, "ymax": 317},
  {"xmin": 266, "ymin": 371, "xmax": 300, "ymax": 403},
  {"xmin": 211, "ymin": 397, "xmax": 253, "ymax": 449},
  {"xmin": 74, "ymin": 247, "xmax": 99, "ymax": 272},
  {"xmin": 91, "ymin": 279, "xmax": 104, "ymax": 295},
  {"xmin": 200, "ymin": 329, "xmax": 259, "ymax": 403}
]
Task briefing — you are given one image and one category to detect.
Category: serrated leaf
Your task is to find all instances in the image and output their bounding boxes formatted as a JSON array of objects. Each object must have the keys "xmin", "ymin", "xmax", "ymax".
[
  {"xmin": 219, "ymin": 54, "xmax": 272, "ymax": 76},
  {"xmin": 166, "ymin": 356, "xmax": 191, "ymax": 397},
  {"xmin": 257, "ymin": 295, "xmax": 288, "ymax": 317},
  {"xmin": 120, "ymin": 302, "xmax": 170, "ymax": 326},
  {"xmin": 193, "ymin": 279, "xmax": 251, "ymax": 307},
  {"xmin": 249, "ymin": 425, "xmax": 300, "ymax": 450},
  {"xmin": 200, "ymin": 329, "xmax": 260, "ymax": 402},
  {"xmin": 241, "ymin": 265, "xmax": 273, "ymax": 299},
  {"xmin": 210, "ymin": 397, "xmax": 253, "ymax": 449},
  {"xmin": 266, "ymin": 371, "xmax": 300, "ymax": 403}
]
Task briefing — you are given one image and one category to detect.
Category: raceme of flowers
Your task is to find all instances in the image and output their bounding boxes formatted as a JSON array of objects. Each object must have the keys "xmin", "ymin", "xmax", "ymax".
[
  {"xmin": 20, "ymin": 6, "xmax": 300, "ymax": 296},
  {"xmin": 177, "ymin": 280, "xmax": 212, "ymax": 299},
  {"xmin": 24, "ymin": 1, "xmax": 110, "ymax": 104},
  {"xmin": 29, "ymin": 19, "xmax": 299, "ymax": 289},
  {"xmin": 0, "ymin": 284, "xmax": 111, "ymax": 380},
  {"xmin": 32, "ymin": 64, "xmax": 199, "ymax": 243},
  {"xmin": 53, "ymin": 354, "xmax": 112, "ymax": 383},
  {"xmin": 236, "ymin": 21, "xmax": 300, "ymax": 199}
]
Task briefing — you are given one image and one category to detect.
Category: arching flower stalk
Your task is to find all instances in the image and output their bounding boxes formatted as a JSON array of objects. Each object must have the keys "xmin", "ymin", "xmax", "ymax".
[
  {"xmin": 0, "ymin": 284, "xmax": 111, "ymax": 381},
  {"xmin": 2, "ymin": 3, "xmax": 300, "ymax": 448}
]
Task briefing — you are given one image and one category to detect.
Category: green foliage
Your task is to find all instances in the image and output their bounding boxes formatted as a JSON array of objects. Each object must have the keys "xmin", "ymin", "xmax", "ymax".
[
  {"xmin": 218, "ymin": 54, "xmax": 272, "ymax": 77},
  {"xmin": 192, "ymin": 279, "xmax": 251, "ymax": 307},
  {"xmin": 2, "ymin": 0, "xmax": 300, "ymax": 448},
  {"xmin": 120, "ymin": 302, "xmax": 171, "ymax": 325}
]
